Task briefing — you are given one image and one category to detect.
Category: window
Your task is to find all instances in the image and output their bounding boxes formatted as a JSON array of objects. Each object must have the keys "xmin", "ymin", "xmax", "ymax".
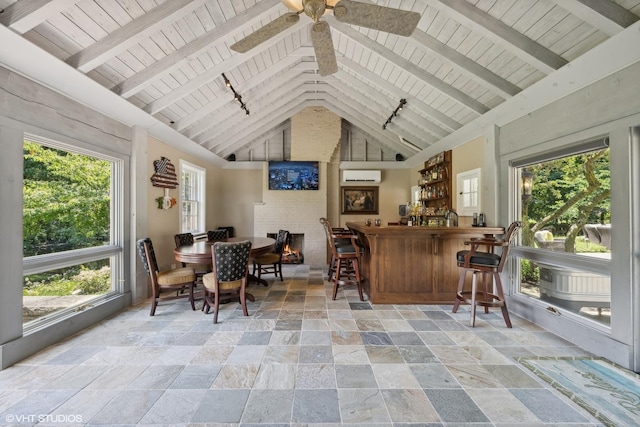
[
  {"xmin": 23, "ymin": 138, "xmax": 123, "ymax": 328},
  {"xmin": 180, "ymin": 160, "xmax": 205, "ymax": 234},
  {"xmin": 513, "ymin": 138, "xmax": 611, "ymax": 325},
  {"xmin": 457, "ymin": 168, "xmax": 481, "ymax": 216}
]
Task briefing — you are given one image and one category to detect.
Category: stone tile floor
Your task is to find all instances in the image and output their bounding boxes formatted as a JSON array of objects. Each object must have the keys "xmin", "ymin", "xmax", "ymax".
[{"xmin": 0, "ymin": 265, "xmax": 604, "ymax": 426}]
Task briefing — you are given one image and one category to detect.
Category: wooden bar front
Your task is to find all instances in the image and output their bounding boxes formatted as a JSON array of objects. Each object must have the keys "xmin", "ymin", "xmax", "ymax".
[{"xmin": 347, "ymin": 222, "xmax": 504, "ymax": 304}]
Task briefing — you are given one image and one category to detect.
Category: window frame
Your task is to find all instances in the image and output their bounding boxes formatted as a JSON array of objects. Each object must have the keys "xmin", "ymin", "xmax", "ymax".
[
  {"xmin": 22, "ymin": 134, "xmax": 125, "ymax": 331},
  {"xmin": 508, "ymin": 136, "xmax": 612, "ymax": 331},
  {"xmin": 456, "ymin": 168, "xmax": 481, "ymax": 216},
  {"xmin": 179, "ymin": 160, "xmax": 206, "ymax": 234}
]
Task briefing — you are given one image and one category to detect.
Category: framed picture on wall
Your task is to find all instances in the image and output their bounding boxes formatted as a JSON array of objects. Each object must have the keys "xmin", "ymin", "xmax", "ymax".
[{"xmin": 341, "ymin": 186, "xmax": 379, "ymax": 214}]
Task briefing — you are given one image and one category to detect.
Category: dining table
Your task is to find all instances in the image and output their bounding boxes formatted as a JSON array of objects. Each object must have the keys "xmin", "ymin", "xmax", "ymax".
[{"xmin": 173, "ymin": 236, "xmax": 276, "ymax": 291}]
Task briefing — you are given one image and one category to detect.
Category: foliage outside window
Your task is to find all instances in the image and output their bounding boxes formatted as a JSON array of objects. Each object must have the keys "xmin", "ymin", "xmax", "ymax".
[
  {"xmin": 516, "ymin": 143, "xmax": 611, "ymax": 325},
  {"xmin": 23, "ymin": 141, "xmax": 115, "ymax": 325},
  {"xmin": 520, "ymin": 147, "xmax": 610, "ymax": 253},
  {"xmin": 23, "ymin": 143, "xmax": 110, "ymax": 255}
]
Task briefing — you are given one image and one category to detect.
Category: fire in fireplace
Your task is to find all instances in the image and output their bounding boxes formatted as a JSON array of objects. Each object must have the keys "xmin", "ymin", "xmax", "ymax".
[{"xmin": 268, "ymin": 232, "xmax": 304, "ymax": 264}]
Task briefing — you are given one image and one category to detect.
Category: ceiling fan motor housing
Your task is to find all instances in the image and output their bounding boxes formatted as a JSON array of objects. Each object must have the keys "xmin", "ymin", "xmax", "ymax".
[{"xmin": 303, "ymin": 0, "xmax": 326, "ymax": 22}]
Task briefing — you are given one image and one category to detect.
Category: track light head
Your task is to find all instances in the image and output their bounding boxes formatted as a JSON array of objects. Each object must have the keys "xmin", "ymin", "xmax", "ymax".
[
  {"xmin": 222, "ymin": 73, "xmax": 249, "ymax": 117},
  {"xmin": 382, "ymin": 99, "xmax": 407, "ymax": 130}
]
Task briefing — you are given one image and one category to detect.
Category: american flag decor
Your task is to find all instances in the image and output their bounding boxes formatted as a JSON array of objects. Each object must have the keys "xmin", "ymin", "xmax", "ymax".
[{"xmin": 150, "ymin": 157, "xmax": 179, "ymax": 188}]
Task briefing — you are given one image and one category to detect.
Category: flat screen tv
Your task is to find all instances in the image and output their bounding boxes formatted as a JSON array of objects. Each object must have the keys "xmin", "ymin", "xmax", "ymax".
[{"xmin": 268, "ymin": 161, "xmax": 319, "ymax": 190}]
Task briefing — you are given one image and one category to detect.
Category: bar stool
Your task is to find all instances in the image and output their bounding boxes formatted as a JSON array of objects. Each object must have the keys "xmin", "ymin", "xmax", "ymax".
[
  {"xmin": 452, "ymin": 221, "xmax": 522, "ymax": 327},
  {"xmin": 320, "ymin": 218, "xmax": 364, "ymax": 301}
]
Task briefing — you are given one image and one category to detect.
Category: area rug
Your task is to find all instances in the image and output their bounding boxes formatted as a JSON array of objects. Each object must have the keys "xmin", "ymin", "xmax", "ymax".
[{"xmin": 518, "ymin": 356, "xmax": 640, "ymax": 427}]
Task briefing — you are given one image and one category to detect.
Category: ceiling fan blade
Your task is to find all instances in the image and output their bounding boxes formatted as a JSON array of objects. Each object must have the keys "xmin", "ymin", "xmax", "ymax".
[
  {"xmin": 311, "ymin": 21, "xmax": 338, "ymax": 76},
  {"xmin": 333, "ymin": 0, "xmax": 420, "ymax": 37},
  {"xmin": 230, "ymin": 13, "xmax": 300, "ymax": 53}
]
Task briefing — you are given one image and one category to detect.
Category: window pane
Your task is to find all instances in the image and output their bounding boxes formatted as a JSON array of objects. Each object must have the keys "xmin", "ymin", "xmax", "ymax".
[
  {"xmin": 520, "ymin": 148, "xmax": 610, "ymax": 255},
  {"xmin": 519, "ymin": 259, "xmax": 610, "ymax": 325},
  {"xmin": 23, "ymin": 140, "xmax": 118, "ymax": 328},
  {"xmin": 23, "ymin": 142, "xmax": 111, "ymax": 256},
  {"xmin": 180, "ymin": 162, "xmax": 205, "ymax": 233},
  {"xmin": 23, "ymin": 259, "xmax": 113, "ymax": 325},
  {"xmin": 517, "ymin": 146, "xmax": 610, "ymax": 325}
]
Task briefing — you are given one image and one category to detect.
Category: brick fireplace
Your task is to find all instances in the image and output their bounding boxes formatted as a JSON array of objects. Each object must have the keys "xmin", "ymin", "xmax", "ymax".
[{"xmin": 254, "ymin": 106, "xmax": 341, "ymax": 266}]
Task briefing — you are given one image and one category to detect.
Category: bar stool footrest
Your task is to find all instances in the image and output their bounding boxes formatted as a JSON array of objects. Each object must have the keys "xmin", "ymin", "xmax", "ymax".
[{"xmin": 456, "ymin": 291, "xmax": 505, "ymax": 308}]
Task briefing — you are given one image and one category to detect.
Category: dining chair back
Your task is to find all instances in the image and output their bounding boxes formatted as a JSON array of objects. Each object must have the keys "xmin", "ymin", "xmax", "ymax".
[
  {"xmin": 136, "ymin": 237, "xmax": 196, "ymax": 316},
  {"xmin": 207, "ymin": 229, "xmax": 228, "ymax": 242},
  {"xmin": 202, "ymin": 240, "xmax": 252, "ymax": 323},
  {"xmin": 252, "ymin": 229, "xmax": 289, "ymax": 282},
  {"xmin": 174, "ymin": 232, "xmax": 194, "ymax": 248},
  {"xmin": 452, "ymin": 221, "xmax": 522, "ymax": 327}
]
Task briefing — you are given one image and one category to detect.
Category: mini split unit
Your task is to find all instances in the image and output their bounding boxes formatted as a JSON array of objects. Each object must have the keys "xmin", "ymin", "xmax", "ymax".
[{"xmin": 342, "ymin": 170, "xmax": 382, "ymax": 183}]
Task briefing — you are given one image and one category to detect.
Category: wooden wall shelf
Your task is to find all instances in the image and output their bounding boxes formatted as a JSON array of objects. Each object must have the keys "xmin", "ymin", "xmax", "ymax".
[{"xmin": 417, "ymin": 150, "xmax": 452, "ymax": 223}]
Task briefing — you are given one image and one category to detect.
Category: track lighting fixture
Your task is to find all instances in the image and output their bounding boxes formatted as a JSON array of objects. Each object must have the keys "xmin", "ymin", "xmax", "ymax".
[
  {"xmin": 382, "ymin": 98, "xmax": 406, "ymax": 130},
  {"xmin": 222, "ymin": 73, "xmax": 250, "ymax": 116}
]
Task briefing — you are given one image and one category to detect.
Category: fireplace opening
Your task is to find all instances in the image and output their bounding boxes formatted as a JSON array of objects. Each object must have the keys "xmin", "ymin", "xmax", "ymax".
[{"xmin": 268, "ymin": 232, "xmax": 304, "ymax": 264}]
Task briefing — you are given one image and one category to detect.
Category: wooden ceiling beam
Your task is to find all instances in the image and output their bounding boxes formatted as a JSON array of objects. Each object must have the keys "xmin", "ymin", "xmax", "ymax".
[
  {"xmin": 317, "ymin": 94, "xmax": 415, "ymax": 156},
  {"xmin": 111, "ymin": 0, "xmax": 282, "ymax": 97},
  {"xmin": 174, "ymin": 55, "xmax": 303, "ymax": 132},
  {"xmin": 210, "ymin": 88, "xmax": 313, "ymax": 154},
  {"xmin": 66, "ymin": 0, "xmax": 209, "ymax": 72},
  {"xmin": 216, "ymin": 90, "xmax": 407, "ymax": 158},
  {"xmin": 202, "ymin": 80, "xmax": 314, "ymax": 149},
  {"xmin": 409, "ymin": 29, "xmax": 521, "ymax": 99},
  {"xmin": 328, "ymin": 16, "xmax": 489, "ymax": 115},
  {"xmin": 142, "ymin": 18, "xmax": 307, "ymax": 115},
  {"xmin": 337, "ymin": 56, "xmax": 462, "ymax": 133},
  {"xmin": 430, "ymin": 0, "xmax": 567, "ymax": 74},
  {"xmin": 332, "ymin": 70, "xmax": 449, "ymax": 139},
  {"xmin": 549, "ymin": 0, "xmax": 639, "ymax": 36},
  {"xmin": 217, "ymin": 102, "xmax": 313, "ymax": 159},
  {"xmin": 238, "ymin": 122, "xmax": 291, "ymax": 158},
  {"xmin": 0, "ymin": 0, "xmax": 80, "ymax": 33},
  {"xmin": 325, "ymin": 75, "xmax": 435, "ymax": 147},
  {"xmin": 195, "ymin": 72, "xmax": 315, "ymax": 144}
]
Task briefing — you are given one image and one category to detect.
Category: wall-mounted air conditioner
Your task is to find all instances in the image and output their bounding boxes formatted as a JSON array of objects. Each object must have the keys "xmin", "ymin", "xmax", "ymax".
[{"xmin": 342, "ymin": 170, "xmax": 381, "ymax": 183}]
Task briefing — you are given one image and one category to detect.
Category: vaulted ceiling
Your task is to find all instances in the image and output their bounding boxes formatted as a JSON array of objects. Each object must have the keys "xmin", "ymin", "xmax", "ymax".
[{"xmin": 1, "ymin": 0, "xmax": 639, "ymax": 165}]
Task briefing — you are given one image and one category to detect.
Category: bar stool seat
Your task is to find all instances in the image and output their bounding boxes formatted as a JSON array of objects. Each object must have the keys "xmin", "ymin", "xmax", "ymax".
[{"xmin": 452, "ymin": 221, "xmax": 522, "ymax": 328}]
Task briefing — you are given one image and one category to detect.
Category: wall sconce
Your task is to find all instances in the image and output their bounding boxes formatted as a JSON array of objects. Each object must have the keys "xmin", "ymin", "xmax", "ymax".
[
  {"xmin": 222, "ymin": 73, "xmax": 250, "ymax": 116},
  {"xmin": 382, "ymin": 98, "xmax": 407, "ymax": 130},
  {"xmin": 522, "ymin": 168, "xmax": 534, "ymax": 204}
]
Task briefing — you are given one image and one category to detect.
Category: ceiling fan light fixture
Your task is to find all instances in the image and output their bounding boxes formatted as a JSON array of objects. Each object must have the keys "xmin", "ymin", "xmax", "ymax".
[{"xmin": 281, "ymin": 0, "xmax": 339, "ymax": 14}]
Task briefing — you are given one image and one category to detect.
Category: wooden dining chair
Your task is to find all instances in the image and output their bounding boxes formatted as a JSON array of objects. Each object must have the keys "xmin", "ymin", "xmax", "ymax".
[
  {"xmin": 252, "ymin": 229, "xmax": 289, "ymax": 281},
  {"xmin": 136, "ymin": 237, "xmax": 196, "ymax": 316},
  {"xmin": 202, "ymin": 240, "xmax": 252, "ymax": 323},
  {"xmin": 452, "ymin": 221, "xmax": 522, "ymax": 327}
]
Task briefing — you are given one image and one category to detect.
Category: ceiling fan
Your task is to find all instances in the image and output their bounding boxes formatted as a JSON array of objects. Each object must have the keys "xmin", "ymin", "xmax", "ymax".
[{"xmin": 230, "ymin": 0, "xmax": 421, "ymax": 76}]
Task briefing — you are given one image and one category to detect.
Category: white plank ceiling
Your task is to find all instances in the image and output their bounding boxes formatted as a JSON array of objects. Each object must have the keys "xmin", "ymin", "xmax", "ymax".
[{"xmin": 1, "ymin": 0, "xmax": 639, "ymax": 162}]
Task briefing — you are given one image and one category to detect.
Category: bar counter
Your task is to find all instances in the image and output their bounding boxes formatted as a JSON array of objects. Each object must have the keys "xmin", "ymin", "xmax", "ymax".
[{"xmin": 346, "ymin": 222, "xmax": 504, "ymax": 304}]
